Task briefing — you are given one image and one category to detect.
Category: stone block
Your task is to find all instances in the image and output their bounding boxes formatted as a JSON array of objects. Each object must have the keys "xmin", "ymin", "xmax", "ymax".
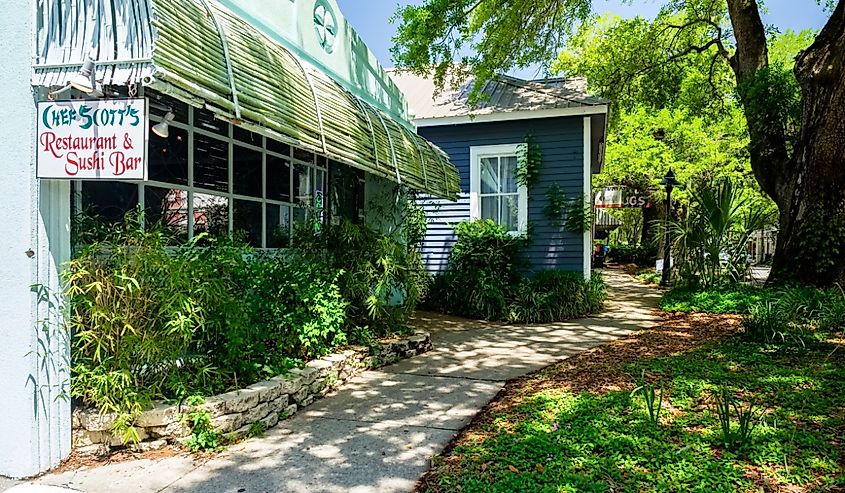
[
  {"xmin": 392, "ymin": 339, "xmax": 411, "ymax": 353},
  {"xmin": 208, "ymin": 388, "xmax": 261, "ymax": 415},
  {"xmin": 223, "ymin": 423, "xmax": 253, "ymax": 443},
  {"xmin": 76, "ymin": 444, "xmax": 110, "ymax": 457},
  {"xmin": 269, "ymin": 373, "xmax": 303, "ymax": 395},
  {"xmin": 247, "ymin": 379, "xmax": 284, "ymax": 403},
  {"xmin": 131, "ymin": 439, "xmax": 168, "ymax": 452},
  {"xmin": 269, "ymin": 394, "xmax": 289, "ymax": 411},
  {"xmin": 408, "ymin": 333, "xmax": 428, "ymax": 346},
  {"xmin": 292, "ymin": 386, "xmax": 309, "ymax": 405},
  {"xmin": 309, "ymin": 379, "xmax": 326, "ymax": 395},
  {"xmin": 149, "ymin": 420, "xmax": 189, "ymax": 439},
  {"xmin": 78, "ymin": 411, "xmax": 117, "ymax": 432},
  {"xmin": 243, "ymin": 402, "xmax": 271, "ymax": 424},
  {"xmin": 289, "ymin": 366, "xmax": 318, "ymax": 386},
  {"xmin": 135, "ymin": 402, "xmax": 180, "ymax": 427},
  {"xmin": 261, "ymin": 412, "xmax": 279, "ymax": 430},
  {"xmin": 299, "ymin": 395, "xmax": 315, "ymax": 408},
  {"xmin": 280, "ymin": 404, "xmax": 297, "ymax": 420},
  {"xmin": 210, "ymin": 413, "xmax": 245, "ymax": 434}
]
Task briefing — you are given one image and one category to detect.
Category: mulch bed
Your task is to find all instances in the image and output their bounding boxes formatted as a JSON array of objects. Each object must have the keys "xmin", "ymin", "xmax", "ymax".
[{"xmin": 417, "ymin": 310, "xmax": 743, "ymax": 490}]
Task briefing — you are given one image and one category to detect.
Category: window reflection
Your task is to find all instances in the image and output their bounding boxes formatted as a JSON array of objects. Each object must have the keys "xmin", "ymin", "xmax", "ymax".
[
  {"xmin": 233, "ymin": 199, "xmax": 262, "ymax": 246},
  {"xmin": 193, "ymin": 193, "xmax": 229, "ymax": 239},
  {"xmin": 145, "ymin": 186, "xmax": 188, "ymax": 242},
  {"xmin": 194, "ymin": 134, "xmax": 229, "ymax": 192},
  {"xmin": 267, "ymin": 155, "xmax": 291, "ymax": 202},
  {"xmin": 148, "ymin": 124, "xmax": 188, "ymax": 185},
  {"xmin": 195, "ymin": 108, "xmax": 229, "ymax": 136},
  {"xmin": 294, "ymin": 163, "xmax": 312, "ymax": 207},
  {"xmin": 233, "ymin": 145, "xmax": 262, "ymax": 198},
  {"xmin": 266, "ymin": 205, "xmax": 291, "ymax": 248}
]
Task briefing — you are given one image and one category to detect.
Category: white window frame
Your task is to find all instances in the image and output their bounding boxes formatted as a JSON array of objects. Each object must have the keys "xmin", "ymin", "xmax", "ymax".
[{"xmin": 469, "ymin": 143, "xmax": 529, "ymax": 235}]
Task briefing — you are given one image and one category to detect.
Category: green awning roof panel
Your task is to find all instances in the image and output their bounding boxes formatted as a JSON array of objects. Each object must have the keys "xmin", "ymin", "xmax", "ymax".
[
  {"xmin": 150, "ymin": 0, "xmax": 460, "ymax": 199},
  {"xmin": 32, "ymin": 0, "xmax": 461, "ymax": 200}
]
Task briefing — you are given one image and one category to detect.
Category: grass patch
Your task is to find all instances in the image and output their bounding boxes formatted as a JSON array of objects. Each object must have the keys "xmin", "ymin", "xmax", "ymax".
[
  {"xmin": 419, "ymin": 314, "xmax": 844, "ymax": 492},
  {"xmin": 660, "ymin": 284, "xmax": 771, "ymax": 314}
]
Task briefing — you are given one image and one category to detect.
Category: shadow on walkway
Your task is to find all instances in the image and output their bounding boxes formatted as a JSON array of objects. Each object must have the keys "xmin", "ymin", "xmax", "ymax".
[{"xmin": 32, "ymin": 269, "xmax": 660, "ymax": 493}]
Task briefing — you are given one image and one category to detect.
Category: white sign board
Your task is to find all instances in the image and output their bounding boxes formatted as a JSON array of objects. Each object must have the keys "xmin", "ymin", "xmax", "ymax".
[{"xmin": 36, "ymin": 98, "xmax": 148, "ymax": 180}]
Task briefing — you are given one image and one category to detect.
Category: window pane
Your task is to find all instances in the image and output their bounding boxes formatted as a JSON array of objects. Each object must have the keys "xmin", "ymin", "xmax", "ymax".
[
  {"xmin": 481, "ymin": 196, "xmax": 498, "ymax": 222},
  {"xmin": 293, "ymin": 206, "xmax": 307, "ymax": 225},
  {"xmin": 267, "ymin": 138, "xmax": 290, "ymax": 156},
  {"xmin": 480, "ymin": 157, "xmax": 499, "ymax": 194},
  {"xmin": 316, "ymin": 155, "xmax": 328, "ymax": 169},
  {"xmin": 266, "ymin": 205, "xmax": 291, "ymax": 248},
  {"xmin": 233, "ymin": 199, "xmax": 262, "ymax": 246},
  {"xmin": 144, "ymin": 186, "xmax": 188, "ymax": 242},
  {"xmin": 501, "ymin": 156, "xmax": 518, "ymax": 193},
  {"xmin": 266, "ymin": 155, "xmax": 291, "ymax": 202},
  {"xmin": 194, "ymin": 134, "xmax": 229, "ymax": 192},
  {"xmin": 233, "ymin": 145, "xmax": 262, "ymax": 198},
  {"xmin": 330, "ymin": 162, "xmax": 364, "ymax": 223},
  {"xmin": 314, "ymin": 168, "xmax": 326, "ymax": 210},
  {"xmin": 293, "ymin": 147, "xmax": 314, "ymax": 163},
  {"xmin": 148, "ymin": 92, "xmax": 189, "ymax": 123},
  {"xmin": 233, "ymin": 125, "xmax": 261, "ymax": 147},
  {"xmin": 501, "ymin": 194, "xmax": 520, "ymax": 233},
  {"xmin": 194, "ymin": 108, "xmax": 229, "ymax": 136},
  {"xmin": 148, "ymin": 124, "xmax": 188, "ymax": 185},
  {"xmin": 294, "ymin": 163, "xmax": 312, "ymax": 207},
  {"xmin": 79, "ymin": 181, "xmax": 138, "ymax": 226},
  {"xmin": 193, "ymin": 193, "xmax": 228, "ymax": 239}
]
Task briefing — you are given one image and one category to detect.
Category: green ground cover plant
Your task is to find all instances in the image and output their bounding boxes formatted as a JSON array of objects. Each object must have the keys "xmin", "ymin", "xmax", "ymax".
[
  {"xmin": 66, "ymin": 209, "xmax": 427, "ymax": 443},
  {"xmin": 660, "ymin": 284, "xmax": 771, "ymax": 314},
  {"xmin": 425, "ymin": 219, "xmax": 605, "ymax": 323},
  {"xmin": 420, "ymin": 322, "xmax": 844, "ymax": 492}
]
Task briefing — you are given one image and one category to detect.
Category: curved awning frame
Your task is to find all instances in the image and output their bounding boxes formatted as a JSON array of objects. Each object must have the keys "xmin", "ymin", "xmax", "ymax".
[{"xmin": 32, "ymin": 0, "xmax": 460, "ymax": 200}]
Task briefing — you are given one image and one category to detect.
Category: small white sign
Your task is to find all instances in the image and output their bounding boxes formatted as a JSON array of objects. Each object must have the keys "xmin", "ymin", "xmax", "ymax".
[{"xmin": 36, "ymin": 98, "xmax": 148, "ymax": 180}]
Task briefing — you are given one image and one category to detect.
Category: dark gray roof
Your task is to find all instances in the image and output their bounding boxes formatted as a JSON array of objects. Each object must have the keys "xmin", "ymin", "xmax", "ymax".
[{"xmin": 388, "ymin": 70, "xmax": 608, "ymax": 121}]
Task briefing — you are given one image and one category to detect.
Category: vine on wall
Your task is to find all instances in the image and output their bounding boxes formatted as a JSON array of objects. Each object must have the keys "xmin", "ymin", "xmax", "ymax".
[
  {"xmin": 516, "ymin": 134, "xmax": 542, "ymax": 188},
  {"xmin": 543, "ymin": 185, "xmax": 593, "ymax": 233}
]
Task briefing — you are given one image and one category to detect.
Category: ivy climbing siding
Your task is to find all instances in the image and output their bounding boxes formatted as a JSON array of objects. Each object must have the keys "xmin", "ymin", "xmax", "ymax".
[{"xmin": 416, "ymin": 116, "xmax": 587, "ymax": 273}]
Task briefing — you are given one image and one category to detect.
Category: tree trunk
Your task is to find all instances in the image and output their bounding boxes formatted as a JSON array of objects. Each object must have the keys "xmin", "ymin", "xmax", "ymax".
[
  {"xmin": 769, "ymin": 0, "xmax": 845, "ymax": 285},
  {"xmin": 641, "ymin": 204, "xmax": 659, "ymax": 247},
  {"xmin": 728, "ymin": 0, "xmax": 845, "ymax": 285}
]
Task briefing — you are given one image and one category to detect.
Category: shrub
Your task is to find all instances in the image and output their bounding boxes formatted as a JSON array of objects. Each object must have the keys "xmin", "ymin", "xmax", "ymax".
[
  {"xmin": 426, "ymin": 219, "xmax": 526, "ymax": 320},
  {"xmin": 426, "ymin": 219, "xmax": 605, "ymax": 323},
  {"xmin": 506, "ymin": 271, "xmax": 606, "ymax": 323},
  {"xmin": 66, "ymin": 215, "xmax": 349, "ymax": 439},
  {"xmin": 608, "ymin": 244, "xmax": 656, "ymax": 266},
  {"xmin": 292, "ymin": 217, "xmax": 429, "ymax": 335},
  {"xmin": 742, "ymin": 301, "xmax": 788, "ymax": 343}
]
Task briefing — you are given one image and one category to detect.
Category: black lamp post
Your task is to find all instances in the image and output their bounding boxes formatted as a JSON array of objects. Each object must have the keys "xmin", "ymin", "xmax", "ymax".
[{"xmin": 660, "ymin": 168, "xmax": 680, "ymax": 286}]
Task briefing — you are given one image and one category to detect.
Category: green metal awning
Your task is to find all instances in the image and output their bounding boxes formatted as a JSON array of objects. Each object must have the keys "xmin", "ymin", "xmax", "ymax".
[
  {"xmin": 33, "ymin": 0, "xmax": 461, "ymax": 200},
  {"xmin": 148, "ymin": 0, "xmax": 459, "ymax": 199}
]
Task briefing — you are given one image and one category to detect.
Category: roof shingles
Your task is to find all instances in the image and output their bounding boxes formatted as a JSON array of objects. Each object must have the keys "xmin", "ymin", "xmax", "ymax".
[{"xmin": 387, "ymin": 70, "xmax": 608, "ymax": 121}]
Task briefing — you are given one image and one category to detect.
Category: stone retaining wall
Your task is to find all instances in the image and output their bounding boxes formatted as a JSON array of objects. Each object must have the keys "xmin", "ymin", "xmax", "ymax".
[{"xmin": 72, "ymin": 331, "xmax": 432, "ymax": 454}]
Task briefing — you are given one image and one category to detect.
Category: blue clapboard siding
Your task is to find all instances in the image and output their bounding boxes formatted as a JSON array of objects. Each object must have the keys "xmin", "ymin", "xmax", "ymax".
[{"xmin": 417, "ymin": 116, "xmax": 585, "ymax": 273}]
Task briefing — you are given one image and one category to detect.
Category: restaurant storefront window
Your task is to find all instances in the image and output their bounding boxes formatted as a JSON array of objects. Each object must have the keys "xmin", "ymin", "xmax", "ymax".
[{"xmin": 74, "ymin": 92, "xmax": 328, "ymax": 248}]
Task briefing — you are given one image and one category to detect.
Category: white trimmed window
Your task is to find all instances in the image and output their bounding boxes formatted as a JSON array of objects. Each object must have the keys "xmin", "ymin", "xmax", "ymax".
[{"xmin": 469, "ymin": 144, "xmax": 528, "ymax": 235}]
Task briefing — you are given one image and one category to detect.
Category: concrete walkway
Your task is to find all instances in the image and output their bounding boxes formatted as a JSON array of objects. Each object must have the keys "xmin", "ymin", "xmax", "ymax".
[{"xmin": 15, "ymin": 269, "xmax": 659, "ymax": 493}]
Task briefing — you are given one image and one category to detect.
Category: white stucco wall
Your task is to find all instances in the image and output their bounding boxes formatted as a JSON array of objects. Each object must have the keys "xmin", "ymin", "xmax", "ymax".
[{"xmin": 0, "ymin": 0, "xmax": 72, "ymax": 478}]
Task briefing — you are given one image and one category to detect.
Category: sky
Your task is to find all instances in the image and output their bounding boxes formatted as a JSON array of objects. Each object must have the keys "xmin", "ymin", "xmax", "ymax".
[{"xmin": 337, "ymin": 0, "xmax": 830, "ymax": 76}]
